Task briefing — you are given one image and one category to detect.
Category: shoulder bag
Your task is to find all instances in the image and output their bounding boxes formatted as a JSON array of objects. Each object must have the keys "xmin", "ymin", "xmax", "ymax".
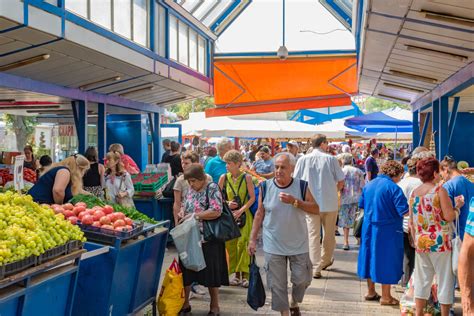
[
  {"xmin": 223, "ymin": 174, "xmax": 247, "ymax": 228},
  {"xmin": 203, "ymin": 183, "xmax": 241, "ymax": 242}
]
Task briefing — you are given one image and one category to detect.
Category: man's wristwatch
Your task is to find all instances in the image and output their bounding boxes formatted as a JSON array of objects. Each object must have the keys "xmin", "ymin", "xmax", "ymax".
[{"xmin": 293, "ymin": 199, "xmax": 299, "ymax": 209}]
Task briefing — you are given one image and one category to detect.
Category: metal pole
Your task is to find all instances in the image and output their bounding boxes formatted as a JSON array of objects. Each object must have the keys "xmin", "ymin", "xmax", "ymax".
[
  {"xmin": 394, "ymin": 126, "xmax": 398, "ymax": 160},
  {"xmin": 282, "ymin": 0, "xmax": 286, "ymax": 46}
]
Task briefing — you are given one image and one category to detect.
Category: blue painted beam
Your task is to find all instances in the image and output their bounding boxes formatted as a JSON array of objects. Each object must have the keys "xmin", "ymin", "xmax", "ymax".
[
  {"xmin": 73, "ymin": 100, "xmax": 88, "ymax": 154},
  {"xmin": 215, "ymin": 49, "xmax": 356, "ymax": 58},
  {"xmin": 439, "ymin": 97, "xmax": 449, "ymax": 159},
  {"xmin": 153, "ymin": 113, "xmax": 161, "ymax": 164},
  {"xmin": 412, "ymin": 110, "xmax": 420, "ymax": 149},
  {"xmin": 0, "ymin": 72, "xmax": 163, "ymax": 114},
  {"xmin": 161, "ymin": 123, "xmax": 182, "ymax": 144},
  {"xmin": 432, "ymin": 99, "xmax": 440, "ymax": 157},
  {"xmin": 97, "ymin": 103, "xmax": 107, "ymax": 162},
  {"xmin": 448, "ymin": 97, "xmax": 460, "ymax": 148},
  {"xmin": 419, "ymin": 112, "xmax": 431, "ymax": 147}
]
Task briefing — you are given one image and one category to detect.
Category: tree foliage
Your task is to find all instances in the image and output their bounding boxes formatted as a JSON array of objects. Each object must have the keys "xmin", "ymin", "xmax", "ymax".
[
  {"xmin": 3, "ymin": 114, "xmax": 37, "ymax": 151},
  {"xmin": 169, "ymin": 97, "xmax": 215, "ymax": 120},
  {"xmin": 361, "ymin": 97, "xmax": 410, "ymax": 113}
]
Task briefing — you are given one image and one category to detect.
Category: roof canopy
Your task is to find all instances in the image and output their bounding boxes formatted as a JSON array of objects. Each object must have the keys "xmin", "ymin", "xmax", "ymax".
[
  {"xmin": 344, "ymin": 108, "xmax": 413, "ymax": 133},
  {"xmin": 179, "ymin": 112, "xmax": 345, "ymax": 138},
  {"xmin": 207, "ymin": 54, "xmax": 357, "ymax": 117}
]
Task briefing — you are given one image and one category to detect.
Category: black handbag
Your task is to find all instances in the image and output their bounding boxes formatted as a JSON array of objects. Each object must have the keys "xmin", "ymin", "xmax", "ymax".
[
  {"xmin": 203, "ymin": 183, "xmax": 241, "ymax": 242},
  {"xmin": 223, "ymin": 175, "xmax": 247, "ymax": 228},
  {"xmin": 353, "ymin": 209, "xmax": 364, "ymax": 238},
  {"xmin": 162, "ymin": 176, "xmax": 177, "ymax": 198},
  {"xmin": 247, "ymin": 255, "xmax": 266, "ymax": 311}
]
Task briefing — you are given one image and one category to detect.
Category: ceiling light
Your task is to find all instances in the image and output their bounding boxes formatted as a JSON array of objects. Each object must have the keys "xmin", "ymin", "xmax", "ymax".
[
  {"xmin": 405, "ymin": 45, "xmax": 468, "ymax": 62},
  {"xmin": 383, "ymin": 82, "xmax": 425, "ymax": 93},
  {"xmin": 0, "ymin": 99, "xmax": 16, "ymax": 103},
  {"xmin": 79, "ymin": 76, "xmax": 122, "ymax": 90},
  {"xmin": 119, "ymin": 86, "xmax": 156, "ymax": 97},
  {"xmin": 377, "ymin": 94, "xmax": 411, "ymax": 103},
  {"xmin": 421, "ymin": 10, "xmax": 474, "ymax": 27},
  {"xmin": 0, "ymin": 54, "xmax": 50, "ymax": 71},
  {"xmin": 389, "ymin": 70, "xmax": 438, "ymax": 84}
]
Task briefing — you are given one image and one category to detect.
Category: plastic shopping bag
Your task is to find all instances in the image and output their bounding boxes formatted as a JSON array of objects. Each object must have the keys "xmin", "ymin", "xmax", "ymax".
[
  {"xmin": 451, "ymin": 213, "xmax": 462, "ymax": 275},
  {"xmin": 247, "ymin": 255, "xmax": 266, "ymax": 311},
  {"xmin": 158, "ymin": 259, "xmax": 184, "ymax": 315},
  {"xmin": 170, "ymin": 216, "xmax": 206, "ymax": 272}
]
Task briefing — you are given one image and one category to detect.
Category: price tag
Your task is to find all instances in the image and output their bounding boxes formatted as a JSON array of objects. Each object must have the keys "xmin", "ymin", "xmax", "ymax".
[{"xmin": 14, "ymin": 155, "xmax": 25, "ymax": 192}]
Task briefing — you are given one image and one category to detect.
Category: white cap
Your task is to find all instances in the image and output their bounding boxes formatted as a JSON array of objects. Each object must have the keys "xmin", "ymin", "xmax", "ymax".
[{"xmin": 287, "ymin": 140, "xmax": 298, "ymax": 147}]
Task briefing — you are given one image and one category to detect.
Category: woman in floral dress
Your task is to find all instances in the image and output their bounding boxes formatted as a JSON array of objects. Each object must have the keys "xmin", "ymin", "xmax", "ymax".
[
  {"xmin": 338, "ymin": 153, "xmax": 365, "ymax": 250},
  {"xmin": 409, "ymin": 158, "xmax": 464, "ymax": 316},
  {"xmin": 177, "ymin": 164, "xmax": 228, "ymax": 316}
]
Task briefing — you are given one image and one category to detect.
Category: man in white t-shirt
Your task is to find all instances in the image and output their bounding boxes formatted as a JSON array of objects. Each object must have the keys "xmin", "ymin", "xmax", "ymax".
[
  {"xmin": 294, "ymin": 134, "xmax": 345, "ymax": 279},
  {"xmin": 397, "ymin": 157, "xmax": 422, "ymax": 286}
]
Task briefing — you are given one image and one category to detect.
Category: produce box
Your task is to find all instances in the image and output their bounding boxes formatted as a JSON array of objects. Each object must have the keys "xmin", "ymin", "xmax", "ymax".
[
  {"xmin": 131, "ymin": 172, "xmax": 168, "ymax": 196},
  {"xmin": 0, "ymin": 240, "xmax": 83, "ymax": 280},
  {"xmin": 77, "ymin": 222, "xmax": 158, "ymax": 246}
]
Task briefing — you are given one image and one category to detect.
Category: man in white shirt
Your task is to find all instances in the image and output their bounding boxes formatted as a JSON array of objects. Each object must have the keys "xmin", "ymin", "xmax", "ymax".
[
  {"xmin": 294, "ymin": 134, "xmax": 345, "ymax": 278},
  {"xmin": 287, "ymin": 140, "xmax": 303, "ymax": 162}
]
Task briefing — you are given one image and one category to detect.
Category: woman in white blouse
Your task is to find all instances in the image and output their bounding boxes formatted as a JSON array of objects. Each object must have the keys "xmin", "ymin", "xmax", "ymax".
[{"xmin": 105, "ymin": 151, "xmax": 134, "ymax": 206}]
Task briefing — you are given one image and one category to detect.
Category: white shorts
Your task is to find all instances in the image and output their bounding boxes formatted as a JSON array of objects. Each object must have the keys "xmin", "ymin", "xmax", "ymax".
[{"xmin": 414, "ymin": 252, "xmax": 455, "ymax": 305}]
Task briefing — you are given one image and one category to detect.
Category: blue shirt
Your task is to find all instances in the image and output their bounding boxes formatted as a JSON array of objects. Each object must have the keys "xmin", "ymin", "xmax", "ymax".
[
  {"xmin": 365, "ymin": 156, "xmax": 378, "ymax": 180},
  {"xmin": 466, "ymin": 198, "xmax": 474, "ymax": 237},
  {"xmin": 443, "ymin": 175, "xmax": 474, "ymax": 240},
  {"xmin": 204, "ymin": 156, "xmax": 227, "ymax": 183},
  {"xmin": 253, "ymin": 159, "xmax": 274, "ymax": 175}
]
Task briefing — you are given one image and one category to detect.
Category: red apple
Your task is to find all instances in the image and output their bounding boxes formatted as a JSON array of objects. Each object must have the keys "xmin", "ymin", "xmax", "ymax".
[
  {"xmin": 63, "ymin": 210, "xmax": 74, "ymax": 218},
  {"xmin": 68, "ymin": 216, "xmax": 78, "ymax": 225},
  {"xmin": 102, "ymin": 205, "xmax": 114, "ymax": 215},
  {"xmin": 82, "ymin": 214, "xmax": 94, "ymax": 225}
]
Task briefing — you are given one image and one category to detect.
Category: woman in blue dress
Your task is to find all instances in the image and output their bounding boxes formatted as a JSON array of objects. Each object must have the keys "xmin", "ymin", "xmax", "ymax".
[{"xmin": 358, "ymin": 160, "xmax": 408, "ymax": 306}]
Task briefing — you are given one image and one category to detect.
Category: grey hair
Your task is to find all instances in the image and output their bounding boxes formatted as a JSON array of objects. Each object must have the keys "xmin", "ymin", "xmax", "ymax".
[
  {"xmin": 275, "ymin": 152, "xmax": 297, "ymax": 166},
  {"xmin": 339, "ymin": 153, "xmax": 353, "ymax": 165},
  {"xmin": 413, "ymin": 150, "xmax": 436, "ymax": 159},
  {"xmin": 217, "ymin": 138, "xmax": 232, "ymax": 154}
]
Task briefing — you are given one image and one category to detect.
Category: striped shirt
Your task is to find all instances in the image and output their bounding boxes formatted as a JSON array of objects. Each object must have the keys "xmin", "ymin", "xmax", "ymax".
[{"xmin": 466, "ymin": 197, "xmax": 474, "ymax": 237}]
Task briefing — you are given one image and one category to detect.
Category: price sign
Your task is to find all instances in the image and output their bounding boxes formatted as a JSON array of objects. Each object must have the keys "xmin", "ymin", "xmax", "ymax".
[{"xmin": 14, "ymin": 155, "xmax": 25, "ymax": 192}]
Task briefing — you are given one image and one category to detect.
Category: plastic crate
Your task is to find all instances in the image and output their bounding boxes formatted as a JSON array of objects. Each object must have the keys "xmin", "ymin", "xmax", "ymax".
[
  {"xmin": 77, "ymin": 221, "xmax": 145, "ymax": 245},
  {"xmin": 38, "ymin": 243, "xmax": 68, "ymax": 264},
  {"xmin": 0, "ymin": 255, "xmax": 37, "ymax": 280}
]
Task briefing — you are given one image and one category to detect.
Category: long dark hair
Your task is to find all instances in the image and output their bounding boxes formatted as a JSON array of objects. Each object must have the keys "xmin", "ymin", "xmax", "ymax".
[
  {"xmin": 84, "ymin": 146, "xmax": 98, "ymax": 163},
  {"xmin": 24, "ymin": 145, "xmax": 35, "ymax": 161}
]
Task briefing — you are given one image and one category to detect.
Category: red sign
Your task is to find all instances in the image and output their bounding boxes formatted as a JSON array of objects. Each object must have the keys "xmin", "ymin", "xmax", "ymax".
[{"xmin": 59, "ymin": 125, "xmax": 75, "ymax": 137}]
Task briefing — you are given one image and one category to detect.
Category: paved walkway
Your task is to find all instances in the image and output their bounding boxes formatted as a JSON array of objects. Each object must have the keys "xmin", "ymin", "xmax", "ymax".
[{"xmin": 154, "ymin": 235, "xmax": 462, "ymax": 315}]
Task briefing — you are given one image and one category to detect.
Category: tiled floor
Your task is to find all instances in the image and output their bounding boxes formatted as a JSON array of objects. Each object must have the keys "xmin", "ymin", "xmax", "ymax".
[{"xmin": 151, "ymin": 235, "xmax": 462, "ymax": 315}]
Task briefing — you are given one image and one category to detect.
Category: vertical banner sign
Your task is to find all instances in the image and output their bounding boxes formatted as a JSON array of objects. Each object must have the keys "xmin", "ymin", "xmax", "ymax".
[{"xmin": 14, "ymin": 155, "xmax": 25, "ymax": 192}]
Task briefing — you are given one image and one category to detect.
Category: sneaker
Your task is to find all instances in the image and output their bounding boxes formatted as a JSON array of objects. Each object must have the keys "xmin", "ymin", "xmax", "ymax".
[
  {"xmin": 343, "ymin": 245, "xmax": 350, "ymax": 251},
  {"xmin": 191, "ymin": 284, "xmax": 207, "ymax": 296},
  {"xmin": 313, "ymin": 271, "xmax": 322, "ymax": 279}
]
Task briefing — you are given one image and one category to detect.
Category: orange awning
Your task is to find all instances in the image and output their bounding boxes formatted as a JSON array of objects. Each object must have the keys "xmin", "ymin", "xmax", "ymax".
[{"xmin": 207, "ymin": 55, "xmax": 358, "ymax": 117}]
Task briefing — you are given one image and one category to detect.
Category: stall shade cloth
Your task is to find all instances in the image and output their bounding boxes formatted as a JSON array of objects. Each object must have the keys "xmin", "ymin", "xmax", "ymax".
[
  {"xmin": 178, "ymin": 112, "xmax": 345, "ymax": 139},
  {"xmin": 344, "ymin": 108, "xmax": 412, "ymax": 133}
]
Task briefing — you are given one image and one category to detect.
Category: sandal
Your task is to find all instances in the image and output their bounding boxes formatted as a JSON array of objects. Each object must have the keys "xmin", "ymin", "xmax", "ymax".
[
  {"xmin": 241, "ymin": 279, "xmax": 249, "ymax": 288},
  {"xmin": 229, "ymin": 277, "xmax": 241, "ymax": 286},
  {"xmin": 179, "ymin": 306, "xmax": 192, "ymax": 315},
  {"xmin": 364, "ymin": 293, "xmax": 381, "ymax": 301},
  {"xmin": 290, "ymin": 306, "xmax": 301, "ymax": 316},
  {"xmin": 380, "ymin": 297, "xmax": 399, "ymax": 306}
]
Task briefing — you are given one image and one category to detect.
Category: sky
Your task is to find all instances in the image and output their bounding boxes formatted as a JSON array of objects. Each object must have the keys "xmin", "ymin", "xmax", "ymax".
[{"xmin": 215, "ymin": 0, "xmax": 356, "ymax": 53}]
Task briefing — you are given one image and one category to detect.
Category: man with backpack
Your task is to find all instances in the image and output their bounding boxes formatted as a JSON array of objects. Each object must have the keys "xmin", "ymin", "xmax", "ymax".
[{"xmin": 248, "ymin": 152, "xmax": 319, "ymax": 316}]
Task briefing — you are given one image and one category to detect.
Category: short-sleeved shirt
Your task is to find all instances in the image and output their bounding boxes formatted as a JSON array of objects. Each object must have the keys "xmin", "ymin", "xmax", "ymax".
[
  {"xmin": 443, "ymin": 175, "xmax": 474, "ymax": 240},
  {"xmin": 164, "ymin": 154, "xmax": 183, "ymax": 177},
  {"xmin": 365, "ymin": 156, "xmax": 378, "ymax": 180},
  {"xmin": 183, "ymin": 182, "xmax": 223, "ymax": 216},
  {"xmin": 294, "ymin": 149, "xmax": 345, "ymax": 212},
  {"xmin": 253, "ymin": 158, "xmax": 274, "ymax": 175},
  {"xmin": 465, "ymin": 197, "xmax": 474, "ymax": 237},
  {"xmin": 262, "ymin": 178, "xmax": 308, "ymax": 256},
  {"xmin": 398, "ymin": 176, "xmax": 422, "ymax": 233},
  {"xmin": 204, "ymin": 156, "xmax": 227, "ymax": 183},
  {"xmin": 340, "ymin": 165, "xmax": 365, "ymax": 205},
  {"xmin": 174, "ymin": 174, "xmax": 213, "ymax": 202}
]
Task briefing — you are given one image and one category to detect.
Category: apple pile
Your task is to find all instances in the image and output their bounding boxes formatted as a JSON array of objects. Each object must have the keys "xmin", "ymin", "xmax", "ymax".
[{"xmin": 50, "ymin": 203, "xmax": 134, "ymax": 232}]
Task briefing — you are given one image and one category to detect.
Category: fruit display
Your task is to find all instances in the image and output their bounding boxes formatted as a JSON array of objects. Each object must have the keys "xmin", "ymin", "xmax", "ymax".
[
  {"xmin": 69, "ymin": 194, "xmax": 157, "ymax": 224},
  {"xmin": 51, "ymin": 202, "xmax": 136, "ymax": 233},
  {"xmin": 0, "ymin": 167, "xmax": 37, "ymax": 186},
  {"xmin": 0, "ymin": 192, "xmax": 85, "ymax": 266}
]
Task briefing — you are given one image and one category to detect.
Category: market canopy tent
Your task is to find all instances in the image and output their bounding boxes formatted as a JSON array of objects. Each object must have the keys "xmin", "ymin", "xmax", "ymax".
[
  {"xmin": 344, "ymin": 108, "xmax": 413, "ymax": 133},
  {"xmin": 179, "ymin": 112, "xmax": 345, "ymax": 138},
  {"xmin": 206, "ymin": 54, "xmax": 357, "ymax": 117}
]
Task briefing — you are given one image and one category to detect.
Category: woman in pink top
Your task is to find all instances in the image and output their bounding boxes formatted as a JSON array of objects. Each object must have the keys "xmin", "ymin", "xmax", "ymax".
[
  {"xmin": 409, "ymin": 158, "xmax": 464, "ymax": 316},
  {"xmin": 108, "ymin": 143, "xmax": 140, "ymax": 175}
]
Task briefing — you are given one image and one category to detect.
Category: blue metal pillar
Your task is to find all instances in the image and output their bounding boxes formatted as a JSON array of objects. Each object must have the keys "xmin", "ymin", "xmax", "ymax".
[
  {"xmin": 432, "ymin": 99, "xmax": 440, "ymax": 157},
  {"xmin": 152, "ymin": 113, "xmax": 161, "ymax": 164},
  {"xmin": 439, "ymin": 96, "xmax": 449, "ymax": 159},
  {"xmin": 448, "ymin": 97, "xmax": 460, "ymax": 148},
  {"xmin": 72, "ymin": 100, "xmax": 88, "ymax": 154},
  {"xmin": 412, "ymin": 110, "xmax": 420, "ymax": 149},
  {"xmin": 419, "ymin": 112, "xmax": 431, "ymax": 147},
  {"xmin": 98, "ymin": 103, "xmax": 107, "ymax": 161}
]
